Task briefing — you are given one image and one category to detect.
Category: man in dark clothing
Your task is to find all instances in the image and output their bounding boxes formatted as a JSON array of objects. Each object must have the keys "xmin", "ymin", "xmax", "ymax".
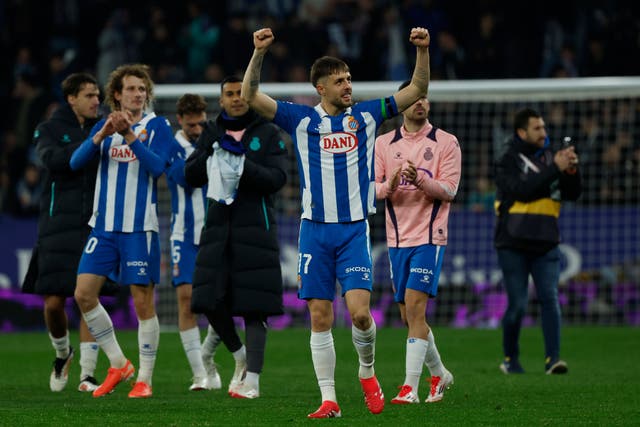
[
  {"xmin": 22, "ymin": 73, "xmax": 111, "ymax": 392},
  {"xmin": 494, "ymin": 107, "xmax": 581, "ymax": 375},
  {"xmin": 185, "ymin": 76, "xmax": 287, "ymax": 399}
]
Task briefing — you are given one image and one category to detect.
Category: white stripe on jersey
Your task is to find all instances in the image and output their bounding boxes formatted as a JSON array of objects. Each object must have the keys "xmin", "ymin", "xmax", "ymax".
[
  {"xmin": 362, "ymin": 111, "xmax": 377, "ymax": 217},
  {"xmin": 191, "ymin": 190, "xmax": 204, "ymax": 244},
  {"xmin": 145, "ymin": 177, "xmax": 158, "ymax": 232},
  {"xmin": 169, "ymin": 130, "xmax": 206, "ymax": 244},
  {"xmin": 318, "ymin": 115, "xmax": 338, "ymax": 222},
  {"xmin": 103, "ymin": 149, "xmax": 119, "ymax": 230},
  {"xmin": 122, "ymin": 151, "xmax": 140, "ymax": 232},
  {"xmin": 296, "ymin": 117, "xmax": 313, "ymax": 219},
  {"xmin": 172, "ymin": 187, "xmax": 186, "ymax": 241}
]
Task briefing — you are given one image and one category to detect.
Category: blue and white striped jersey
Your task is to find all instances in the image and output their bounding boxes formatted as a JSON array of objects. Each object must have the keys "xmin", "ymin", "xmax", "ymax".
[
  {"xmin": 273, "ymin": 98, "xmax": 398, "ymax": 223},
  {"xmin": 167, "ymin": 130, "xmax": 207, "ymax": 244},
  {"xmin": 70, "ymin": 112, "xmax": 175, "ymax": 232}
]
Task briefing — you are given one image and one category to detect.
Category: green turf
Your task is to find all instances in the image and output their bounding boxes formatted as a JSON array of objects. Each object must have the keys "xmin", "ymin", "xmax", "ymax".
[{"xmin": 1, "ymin": 326, "xmax": 639, "ymax": 426}]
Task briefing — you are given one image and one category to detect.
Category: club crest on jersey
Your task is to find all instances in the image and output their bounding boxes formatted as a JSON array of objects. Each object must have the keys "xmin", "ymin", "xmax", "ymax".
[
  {"xmin": 321, "ymin": 132, "xmax": 358, "ymax": 154},
  {"xmin": 138, "ymin": 129, "xmax": 148, "ymax": 142},
  {"xmin": 346, "ymin": 116, "xmax": 359, "ymax": 131},
  {"xmin": 110, "ymin": 144, "xmax": 137, "ymax": 162}
]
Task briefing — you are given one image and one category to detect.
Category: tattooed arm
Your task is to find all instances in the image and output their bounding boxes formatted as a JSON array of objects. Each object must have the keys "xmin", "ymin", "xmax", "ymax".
[
  {"xmin": 393, "ymin": 27, "xmax": 431, "ymax": 114},
  {"xmin": 241, "ymin": 27, "xmax": 278, "ymax": 121}
]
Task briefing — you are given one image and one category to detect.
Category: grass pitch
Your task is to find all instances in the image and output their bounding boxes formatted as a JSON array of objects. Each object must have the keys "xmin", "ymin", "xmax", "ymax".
[{"xmin": 1, "ymin": 326, "xmax": 639, "ymax": 426}]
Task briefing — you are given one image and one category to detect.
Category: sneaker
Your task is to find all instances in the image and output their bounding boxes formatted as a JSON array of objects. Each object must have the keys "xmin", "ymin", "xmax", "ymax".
[
  {"xmin": 499, "ymin": 358, "xmax": 525, "ymax": 374},
  {"xmin": 425, "ymin": 370, "xmax": 454, "ymax": 403},
  {"xmin": 390, "ymin": 384, "xmax": 419, "ymax": 404},
  {"xmin": 78, "ymin": 375, "xmax": 99, "ymax": 392},
  {"xmin": 307, "ymin": 401, "xmax": 342, "ymax": 418},
  {"xmin": 229, "ymin": 383, "xmax": 259, "ymax": 399},
  {"xmin": 50, "ymin": 347, "xmax": 74, "ymax": 392},
  {"xmin": 206, "ymin": 370, "xmax": 222, "ymax": 390},
  {"xmin": 202, "ymin": 358, "xmax": 222, "ymax": 390},
  {"xmin": 92, "ymin": 360, "xmax": 135, "ymax": 398},
  {"xmin": 228, "ymin": 361, "xmax": 247, "ymax": 395},
  {"xmin": 545, "ymin": 358, "xmax": 568, "ymax": 375},
  {"xmin": 189, "ymin": 376, "xmax": 209, "ymax": 391},
  {"xmin": 359, "ymin": 375, "xmax": 384, "ymax": 414},
  {"xmin": 128, "ymin": 381, "xmax": 153, "ymax": 398}
]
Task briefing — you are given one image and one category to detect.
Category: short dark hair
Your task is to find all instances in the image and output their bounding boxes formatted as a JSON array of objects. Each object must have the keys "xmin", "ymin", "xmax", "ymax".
[
  {"xmin": 513, "ymin": 108, "xmax": 541, "ymax": 133},
  {"xmin": 61, "ymin": 73, "xmax": 98, "ymax": 100},
  {"xmin": 176, "ymin": 93, "xmax": 207, "ymax": 116},
  {"xmin": 220, "ymin": 75, "xmax": 242, "ymax": 95},
  {"xmin": 310, "ymin": 56, "xmax": 349, "ymax": 87}
]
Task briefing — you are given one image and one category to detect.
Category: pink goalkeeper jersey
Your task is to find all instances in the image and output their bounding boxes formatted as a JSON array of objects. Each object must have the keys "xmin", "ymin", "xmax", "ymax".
[{"xmin": 375, "ymin": 121, "xmax": 461, "ymax": 247}]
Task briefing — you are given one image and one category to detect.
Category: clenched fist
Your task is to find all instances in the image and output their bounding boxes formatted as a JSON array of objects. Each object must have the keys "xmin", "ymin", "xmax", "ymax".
[
  {"xmin": 409, "ymin": 27, "xmax": 430, "ymax": 48},
  {"xmin": 253, "ymin": 28, "xmax": 274, "ymax": 51}
]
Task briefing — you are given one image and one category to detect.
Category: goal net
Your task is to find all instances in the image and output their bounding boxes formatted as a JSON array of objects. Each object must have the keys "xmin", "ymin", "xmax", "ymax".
[{"xmin": 152, "ymin": 77, "xmax": 640, "ymax": 329}]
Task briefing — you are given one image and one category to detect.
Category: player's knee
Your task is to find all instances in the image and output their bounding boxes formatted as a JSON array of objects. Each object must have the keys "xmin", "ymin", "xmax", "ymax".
[
  {"xmin": 350, "ymin": 310, "xmax": 372, "ymax": 330},
  {"xmin": 310, "ymin": 312, "xmax": 333, "ymax": 330},
  {"xmin": 74, "ymin": 289, "xmax": 96, "ymax": 312},
  {"xmin": 44, "ymin": 295, "xmax": 65, "ymax": 312}
]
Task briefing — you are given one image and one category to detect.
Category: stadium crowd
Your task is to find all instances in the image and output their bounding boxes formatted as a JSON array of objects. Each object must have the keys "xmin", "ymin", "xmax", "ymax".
[{"xmin": 1, "ymin": 0, "xmax": 639, "ymax": 216}]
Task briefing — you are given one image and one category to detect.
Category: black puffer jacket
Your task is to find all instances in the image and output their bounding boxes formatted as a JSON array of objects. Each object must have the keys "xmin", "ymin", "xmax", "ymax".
[
  {"xmin": 185, "ymin": 110, "xmax": 287, "ymax": 316},
  {"xmin": 22, "ymin": 104, "xmax": 100, "ymax": 295},
  {"xmin": 494, "ymin": 136, "xmax": 582, "ymax": 254}
]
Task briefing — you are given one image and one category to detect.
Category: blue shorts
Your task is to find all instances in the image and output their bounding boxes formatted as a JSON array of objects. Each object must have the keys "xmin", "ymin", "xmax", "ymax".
[
  {"xmin": 171, "ymin": 239, "xmax": 198, "ymax": 287},
  {"xmin": 77, "ymin": 229, "xmax": 160, "ymax": 286},
  {"xmin": 297, "ymin": 219, "xmax": 373, "ymax": 301},
  {"xmin": 388, "ymin": 244, "xmax": 446, "ymax": 302}
]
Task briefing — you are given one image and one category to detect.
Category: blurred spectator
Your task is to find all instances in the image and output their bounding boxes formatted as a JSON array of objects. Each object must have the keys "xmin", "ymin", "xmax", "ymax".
[
  {"xmin": 381, "ymin": 5, "xmax": 410, "ymax": 81},
  {"xmin": 434, "ymin": 30, "xmax": 466, "ymax": 80},
  {"xmin": 48, "ymin": 49, "xmax": 78, "ymax": 103},
  {"xmin": 465, "ymin": 12, "xmax": 504, "ymax": 79},
  {"xmin": 96, "ymin": 8, "xmax": 142, "ymax": 87},
  {"xmin": 179, "ymin": 0, "xmax": 220, "ymax": 82},
  {"xmin": 11, "ymin": 70, "xmax": 54, "ymax": 151},
  {"xmin": 15, "ymin": 162, "xmax": 43, "ymax": 217},
  {"xmin": 219, "ymin": 13, "xmax": 254, "ymax": 77},
  {"xmin": 13, "ymin": 46, "xmax": 38, "ymax": 81},
  {"xmin": 139, "ymin": 6, "xmax": 184, "ymax": 83},
  {"xmin": 467, "ymin": 176, "xmax": 495, "ymax": 213}
]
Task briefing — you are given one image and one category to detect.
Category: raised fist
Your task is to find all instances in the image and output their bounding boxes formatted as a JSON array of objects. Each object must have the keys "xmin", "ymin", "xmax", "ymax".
[
  {"xmin": 253, "ymin": 28, "xmax": 274, "ymax": 50},
  {"xmin": 409, "ymin": 27, "xmax": 430, "ymax": 48}
]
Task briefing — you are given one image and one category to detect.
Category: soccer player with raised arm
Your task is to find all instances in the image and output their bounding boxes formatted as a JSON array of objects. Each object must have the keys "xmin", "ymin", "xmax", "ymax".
[
  {"xmin": 70, "ymin": 64, "xmax": 175, "ymax": 398},
  {"xmin": 166, "ymin": 93, "xmax": 222, "ymax": 391},
  {"xmin": 375, "ymin": 82, "xmax": 461, "ymax": 405},
  {"xmin": 242, "ymin": 27, "xmax": 431, "ymax": 418}
]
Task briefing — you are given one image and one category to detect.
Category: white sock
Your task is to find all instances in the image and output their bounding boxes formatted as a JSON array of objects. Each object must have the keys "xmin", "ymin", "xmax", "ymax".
[
  {"xmin": 82, "ymin": 304, "xmax": 126, "ymax": 367},
  {"xmin": 231, "ymin": 345, "xmax": 246, "ymax": 382},
  {"xmin": 310, "ymin": 330, "xmax": 336, "ymax": 403},
  {"xmin": 79, "ymin": 341, "xmax": 99, "ymax": 379},
  {"xmin": 49, "ymin": 331, "xmax": 70, "ymax": 359},
  {"xmin": 137, "ymin": 315, "xmax": 160, "ymax": 385},
  {"xmin": 202, "ymin": 325, "xmax": 221, "ymax": 363},
  {"xmin": 232, "ymin": 345, "xmax": 246, "ymax": 364},
  {"xmin": 352, "ymin": 321, "xmax": 376, "ymax": 379},
  {"xmin": 244, "ymin": 371, "xmax": 260, "ymax": 391},
  {"xmin": 424, "ymin": 330, "xmax": 446, "ymax": 377},
  {"xmin": 405, "ymin": 337, "xmax": 428, "ymax": 390},
  {"xmin": 180, "ymin": 327, "xmax": 207, "ymax": 378}
]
